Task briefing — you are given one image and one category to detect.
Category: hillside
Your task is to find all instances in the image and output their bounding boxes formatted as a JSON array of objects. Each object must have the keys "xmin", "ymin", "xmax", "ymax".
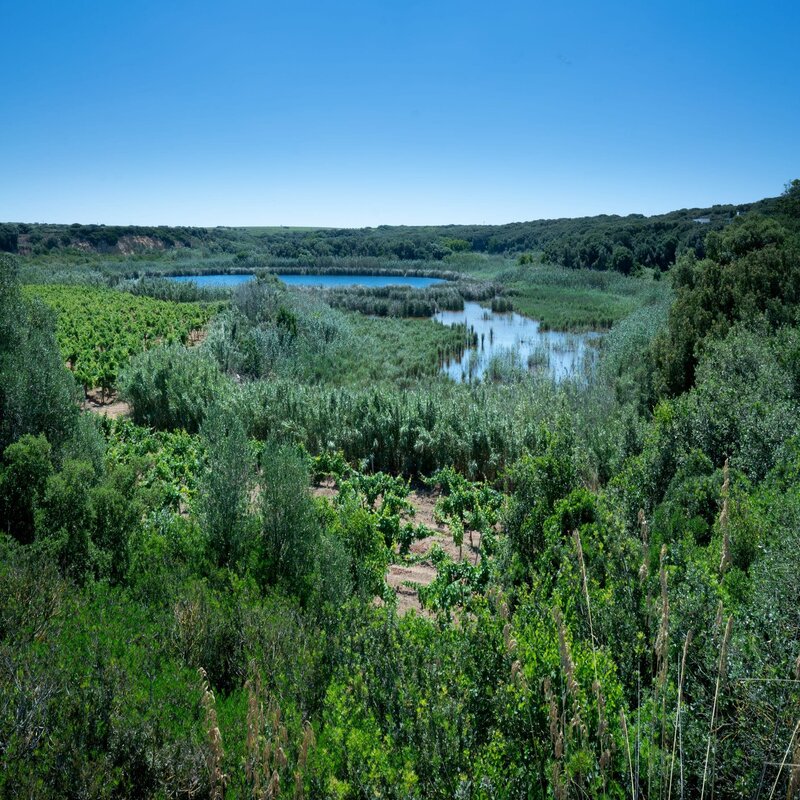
[{"xmin": 1, "ymin": 188, "xmax": 787, "ymax": 272}]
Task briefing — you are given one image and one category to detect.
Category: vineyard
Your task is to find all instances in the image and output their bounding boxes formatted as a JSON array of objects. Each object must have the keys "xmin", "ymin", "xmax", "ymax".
[{"xmin": 23, "ymin": 285, "xmax": 223, "ymax": 395}]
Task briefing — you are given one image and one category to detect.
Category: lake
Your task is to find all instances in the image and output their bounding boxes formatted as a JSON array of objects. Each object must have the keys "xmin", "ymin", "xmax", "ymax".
[
  {"xmin": 169, "ymin": 273, "xmax": 444, "ymax": 289},
  {"xmin": 434, "ymin": 302, "xmax": 601, "ymax": 383}
]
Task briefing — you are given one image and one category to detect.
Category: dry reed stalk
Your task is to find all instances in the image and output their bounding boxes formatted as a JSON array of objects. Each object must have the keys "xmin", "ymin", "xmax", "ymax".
[
  {"xmin": 667, "ymin": 631, "xmax": 693, "ymax": 800},
  {"xmin": 700, "ymin": 615, "xmax": 733, "ymax": 800},
  {"xmin": 294, "ymin": 722, "xmax": 316, "ymax": 800},
  {"xmin": 553, "ymin": 606, "xmax": 579, "ymax": 701},
  {"xmin": 714, "ymin": 601, "xmax": 724, "ymax": 632},
  {"xmin": 199, "ymin": 668, "xmax": 226, "ymax": 800},
  {"xmin": 511, "ymin": 659, "xmax": 526, "ymax": 690},
  {"xmin": 572, "ymin": 530, "xmax": 596, "ymax": 648},
  {"xmin": 573, "ymin": 529, "xmax": 611, "ymax": 790},
  {"xmin": 621, "ymin": 708, "xmax": 636, "ymax": 800},
  {"xmin": 545, "ymin": 677, "xmax": 566, "ymax": 800},
  {"xmin": 268, "ymin": 770, "xmax": 280, "ymax": 799},
  {"xmin": 654, "ymin": 546, "xmax": 671, "ymax": 799},
  {"xmin": 787, "ymin": 737, "xmax": 800, "ymax": 800},
  {"xmin": 244, "ymin": 666, "xmax": 304, "ymax": 800},
  {"xmin": 503, "ymin": 622, "xmax": 518, "ymax": 655},
  {"xmin": 656, "ymin": 545, "xmax": 670, "ymax": 688},
  {"xmin": 768, "ymin": 718, "xmax": 800, "ymax": 800},
  {"xmin": 635, "ymin": 509, "xmax": 650, "ymax": 799},
  {"xmin": 245, "ymin": 669, "xmax": 264, "ymax": 794}
]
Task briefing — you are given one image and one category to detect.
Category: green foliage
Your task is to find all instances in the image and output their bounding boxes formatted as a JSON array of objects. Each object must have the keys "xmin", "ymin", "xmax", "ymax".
[
  {"xmin": 4, "ymin": 191, "xmax": 800, "ymax": 797},
  {"xmin": 119, "ymin": 343, "xmax": 227, "ymax": 432},
  {"xmin": 103, "ymin": 418, "xmax": 204, "ymax": 510},
  {"xmin": 310, "ymin": 449, "xmax": 353, "ymax": 483},
  {"xmin": 503, "ymin": 261, "xmax": 667, "ymax": 330},
  {"xmin": 198, "ymin": 403, "xmax": 255, "ymax": 569},
  {"xmin": 317, "ymin": 278, "xmax": 499, "ymax": 319},
  {"xmin": 89, "ymin": 462, "xmax": 142, "ymax": 585},
  {"xmin": 504, "ymin": 423, "xmax": 578, "ymax": 563},
  {"xmin": 240, "ymin": 377, "xmax": 565, "ymax": 480},
  {"xmin": 12, "ymin": 191, "xmax": 753, "ymax": 271},
  {"xmin": 257, "ymin": 443, "xmax": 322, "ymax": 600},
  {"xmin": 655, "ymin": 216, "xmax": 800, "ymax": 395},
  {"xmin": 417, "ymin": 548, "xmax": 489, "ymax": 613},
  {"xmin": 23, "ymin": 284, "xmax": 221, "ymax": 392},
  {"xmin": 1, "ymin": 258, "xmax": 81, "ymax": 454},
  {"xmin": 34, "ymin": 459, "xmax": 96, "ymax": 582},
  {"xmin": 338, "ymin": 471, "xmax": 413, "ymax": 545},
  {"xmin": 426, "ymin": 465, "xmax": 503, "ymax": 554},
  {"xmin": 0, "ymin": 434, "xmax": 53, "ymax": 543},
  {"xmin": 0, "ymin": 566, "xmax": 207, "ymax": 797},
  {"xmin": 203, "ymin": 281, "xmax": 475, "ymax": 387}
]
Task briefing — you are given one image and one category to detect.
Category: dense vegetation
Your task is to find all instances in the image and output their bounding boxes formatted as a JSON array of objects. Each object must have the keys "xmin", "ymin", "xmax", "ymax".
[
  {"xmin": 1, "ymin": 182, "xmax": 799, "ymax": 799},
  {"xmin": 4, "ymin": 186, "xmax": 788, "ymax": 274},
  {"xmin": 23, "ymin": 285, "xmax": 222, "ymax": 398},
  {"xmin": 314, "ymin": 280, "xmax": 497, "ymax": 318}
]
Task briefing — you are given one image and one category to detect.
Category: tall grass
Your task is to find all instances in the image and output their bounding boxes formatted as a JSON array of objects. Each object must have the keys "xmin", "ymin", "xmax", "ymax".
[{"xmin": 501, "ymin": 263, "xmax": 670, "ymax": 330}]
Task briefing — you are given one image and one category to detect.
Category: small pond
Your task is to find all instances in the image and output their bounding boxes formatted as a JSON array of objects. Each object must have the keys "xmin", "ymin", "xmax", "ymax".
[
  {"xmin": 169, "ymin": 273, "xmax": 444, "ymax": 289},
  {"xmin": 434, "ymin": 302, "xmax": 601, "ymax": 383}
]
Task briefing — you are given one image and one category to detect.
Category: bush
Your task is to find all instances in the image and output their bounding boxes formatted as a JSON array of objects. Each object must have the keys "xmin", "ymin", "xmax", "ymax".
[{"xmin": 119, "ymin": 344, "xmax": 227, "ymax": 432}]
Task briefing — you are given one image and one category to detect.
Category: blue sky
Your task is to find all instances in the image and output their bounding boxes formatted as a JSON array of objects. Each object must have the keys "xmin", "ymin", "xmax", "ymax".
[{"xmin": 1, "ymin": 0, "xmax": 798, "ymax": 226}]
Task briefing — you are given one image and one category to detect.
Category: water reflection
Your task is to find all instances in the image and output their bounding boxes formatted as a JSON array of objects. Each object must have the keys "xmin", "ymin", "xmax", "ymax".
[{"xmin": 434, "ymin": 302, "xmax": 601, "ymax": 383}]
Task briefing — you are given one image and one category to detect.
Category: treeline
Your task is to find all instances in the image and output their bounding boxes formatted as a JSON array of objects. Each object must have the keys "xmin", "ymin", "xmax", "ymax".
[
  {"xmin": 0, "ymin": 214, "xmax": 726, "ymax": 271},
  {"xmin": 0, "ymin": 222, "xmax": 213, "ymax": 255},
  {"xmin": 7, "ymin": 186, "xmax": 795, "ymax": 275}
]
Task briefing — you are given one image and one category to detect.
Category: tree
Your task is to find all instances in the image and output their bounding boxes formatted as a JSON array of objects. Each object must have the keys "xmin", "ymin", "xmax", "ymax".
[
  {"xmin": 198, "ymin": 403, "xmax": 254, "ymax": 569},
  {"xmin": 34, "ymin": 460, "xmax": 96, "ymax": 581},
  {"xmin": 90, "ymin": 463, "xmax": 142, "ymax": 584},
  {"xmin": 257, "ymin": 443, "xmax": 321, "ymax": 599},
  {"xmin": 0, "ymin": 434, "xmax": 53, "ymax": 544},
  {"xmin": 609, "ymin": 244, "xmax": 635, "ymax": 275},
  {"xmin": 654, "ymin": 216, "xmax": 800, "ymax": 396},
  {"xmin": 504, "ymin": 423, "xmax": 577, "ymax": 565},
  {"xmin": 118, "ymin": 344, "xmax": 226, "ymax": 432},
  {"xmin": 0, "ymin": 255, "xmax": 80, "ymax": 454}
]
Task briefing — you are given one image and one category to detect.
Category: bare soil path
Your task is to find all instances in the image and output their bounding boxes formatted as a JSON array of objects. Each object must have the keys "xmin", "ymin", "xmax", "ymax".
[
  {"xmin": 312, "ymin": 482, "xmax": 481, "ymax": 615},
  {"xmin": 82, "ymin": 390, "xmax": 131, "ymax": 419}
]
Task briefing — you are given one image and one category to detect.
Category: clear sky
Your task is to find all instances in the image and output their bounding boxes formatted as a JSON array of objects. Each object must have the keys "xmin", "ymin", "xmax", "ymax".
[{"xmin": 2, "ymin": 0, "xmax": 798, "ymax": 226}]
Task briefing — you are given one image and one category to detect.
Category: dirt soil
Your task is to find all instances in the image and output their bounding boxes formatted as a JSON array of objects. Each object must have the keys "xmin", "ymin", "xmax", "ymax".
[
  {"xmin": 82, "ymin": 390, "xmax": 131, "ymax": 419},
  {"xmin": 312, "ymin": 483, "xmax": 480, "ymax": 615},
  {"xmin": 187, "ymin": 327, "xmax": 208, "ymax": 347}
]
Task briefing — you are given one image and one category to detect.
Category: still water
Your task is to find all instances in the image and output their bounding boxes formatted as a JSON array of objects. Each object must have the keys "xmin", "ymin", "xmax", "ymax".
[
  {"xmin": 170, "ymin": 273, "xmax": 444, "ymax": 288},
  {"xmin": 168, "ymin": 276, "xmax": 599, "ymax": 382},
  {"xmin": 434, "ymin": 302, "xmax": 601, "ymax": 383}
]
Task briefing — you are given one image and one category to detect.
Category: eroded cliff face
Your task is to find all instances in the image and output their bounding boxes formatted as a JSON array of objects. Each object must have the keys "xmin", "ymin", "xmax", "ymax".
[
  {"xmin": 24, "ymin": 234, "xmax": 169, "ymax": 254},
  {"xmin": 5, "ymin": 223, "xmax": 199, "ymax": 256},
  {"xmin": 114, "ymin": 234, "xmax": 168, "ymax": 254}
]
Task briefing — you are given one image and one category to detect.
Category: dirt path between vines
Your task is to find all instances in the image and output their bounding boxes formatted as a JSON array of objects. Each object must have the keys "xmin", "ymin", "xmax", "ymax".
[
  {"xmin": 82, "ymin": 390, "xmax": 131, "ymax": 419},
  {"xmin": 312, "ymin": 481, "xmax": 481, "ymax": 615},
  {"xmin": 76, "ymin": 324, "xmax": 206, "ymax": 421}
]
